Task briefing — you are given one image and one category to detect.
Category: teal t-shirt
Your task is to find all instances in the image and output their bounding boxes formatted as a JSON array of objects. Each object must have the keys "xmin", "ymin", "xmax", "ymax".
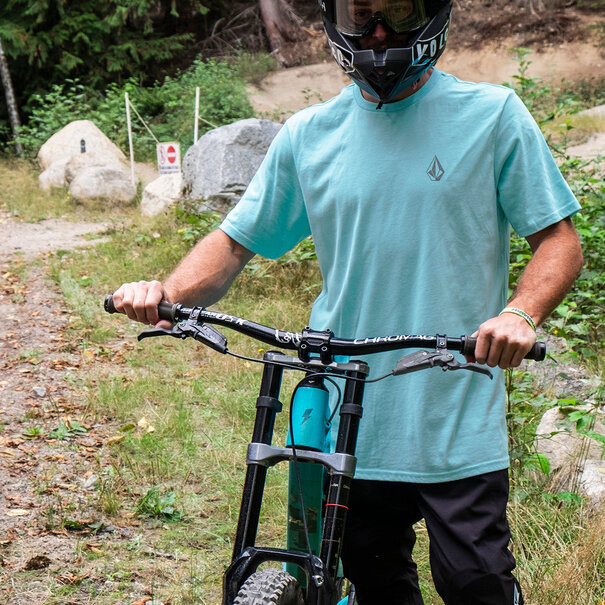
[{"xmin": 221, "ymin": 70, "xmax": 580, "ymax": 483}]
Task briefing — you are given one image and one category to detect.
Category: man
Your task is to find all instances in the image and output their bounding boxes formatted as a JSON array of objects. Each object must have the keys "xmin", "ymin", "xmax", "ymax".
[{"xmin": 113, "ymin": 1, "xmax": 583, "ymax": 602}]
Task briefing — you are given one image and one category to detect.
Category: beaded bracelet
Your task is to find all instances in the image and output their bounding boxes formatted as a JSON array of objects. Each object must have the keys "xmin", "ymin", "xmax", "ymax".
[{"xmin": 499, "ymin": 307, "xmax": 536, "ymax": 332}]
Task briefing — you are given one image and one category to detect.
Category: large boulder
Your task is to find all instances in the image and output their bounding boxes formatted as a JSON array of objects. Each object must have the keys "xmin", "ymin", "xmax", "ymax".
[
  {"xmin": 182, "ymin": 118, "xmax": 282, "ymax": 212},
  {"xmin": 69, "ymin": 165, "xmax": 137, "ymax": 203},
  {"xmin": 141, "ymin": 173, "xmax": 184, "ymax": 217},
  {"xmin": 535, "ymin": 405, "xmax": 605, "ymax": 505},
  {"xmin": 37, "ymin": 120, "xmax": 137, "ymax": 203},
  {"xmin": 38, "ymin": 120, "xmax": 126, "ymax": 170},
  {"xmin": 64, "ymin": 153, "xmax": 124, "ymax": 184}
]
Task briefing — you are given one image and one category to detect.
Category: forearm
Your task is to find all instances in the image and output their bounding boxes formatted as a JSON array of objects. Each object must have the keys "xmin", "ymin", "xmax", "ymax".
[
  {"xmin": 473, "ymin": 217, "xmax": 582, "ymax": 368},
  {"xmin": 112, "ymin": 229, "xmax": 254, "ymax": 326},
  {"xmin": 163, "ymin": 229, "xmax": 255, "ymax": 307},
  {"xmin": 508, "ymin": 217, "xmax": 583, "ymax": 326}
]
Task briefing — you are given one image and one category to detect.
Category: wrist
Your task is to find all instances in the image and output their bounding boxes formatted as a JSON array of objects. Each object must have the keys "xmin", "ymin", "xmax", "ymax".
[{"xmin": 499, "ymin": 307, "xmax": 537, "ymax": 332}]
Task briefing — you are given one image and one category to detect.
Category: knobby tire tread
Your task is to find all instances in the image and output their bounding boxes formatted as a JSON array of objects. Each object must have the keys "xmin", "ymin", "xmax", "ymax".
[{"xmin": 233, "ymin": 569, "xmax": 304, "ymax": 605}]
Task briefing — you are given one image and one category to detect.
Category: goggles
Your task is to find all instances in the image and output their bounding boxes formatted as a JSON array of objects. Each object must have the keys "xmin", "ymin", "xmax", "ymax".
[{"xmin": 333, "ymin": 0, "xmax": 429, "ymax": 37}]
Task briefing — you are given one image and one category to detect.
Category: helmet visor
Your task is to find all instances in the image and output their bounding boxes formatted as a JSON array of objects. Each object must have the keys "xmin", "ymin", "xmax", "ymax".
[{"xmin": 333, "ymin": 0, "xmax": 429, "ymax": 37}]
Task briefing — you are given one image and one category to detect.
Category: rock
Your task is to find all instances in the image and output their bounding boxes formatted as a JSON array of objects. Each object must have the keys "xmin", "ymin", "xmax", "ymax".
[
  {"xmin": 566, "ymin": 133, "xmax": 605, "ymax": 160},
  {"xmin": 577, "ymin": 104, "xmax": 605, "ymax": 120},
  {"xmin": 566, "ymin": 133, "xmax": 605, "ymax": 163},
  {"xmin": 38, "ymin": 120, "xmax": 126, "ymax": 170},
  {"xmin": 182, "ymin": 118, "xmax": 282, "ymax": 212},
  {"xmin": 581, "ymin": 460, "xmax": 605, "ymax": 503},
  {"xmin": 141, "ymin": 173, "xmax": 183, "ymax": 217},
  {"xmin": 32, "ymin": 386, "xmax": 47, "ymax": 398},
  {"xmin": 83, "ymin": 474, "xmax": 98, "ymax": 490},
  {"xmin": 64, "ymin": 153, "xmax": 125, "ymax": 184},
  {"xmin": 39, "ymin": 158, "xmax": 69, "ymax": 191},
  {"xmin": 535, "ymin": 405, "xmax": 605, "ymax": 505},
  {"xmin": 38, "ymin": 120, "xmax": 134, "ymax": 195},
  {"xmin": 69, "ymin": 165, "xmax": 137, "ymax": 203}
]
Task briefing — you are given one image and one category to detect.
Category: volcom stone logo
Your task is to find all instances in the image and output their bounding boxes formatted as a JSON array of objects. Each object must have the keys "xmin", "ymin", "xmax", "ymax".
[{"xmin": 427, "ymin": 155, "xmax": 445, "ymax": 181}]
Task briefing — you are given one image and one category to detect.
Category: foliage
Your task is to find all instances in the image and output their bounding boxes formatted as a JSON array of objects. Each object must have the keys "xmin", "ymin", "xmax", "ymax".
[
  {"xmin": 506, "ymin": 370, "xmax": 553, "ymax": 467},
  {"xmin": 48, "ymin": 419, "xmax": 88, "ymax": 441},
  {"xmin": 0, "ymin": 0, "xmax": 215, "ymax": 113},
  {"xmin": 506, "ymin": 49, "xmax": 605, "ymax": 353},
  {"xmin": 551, "ymin": 159, "xmax": 605, "ymax": 352},
  {"xmin": 15, "ymin": 56, "xmax": 255, "ymax": 159},
  {"xmin": 175, "ymin": 205, "xmax": 223, "ymax": 244},
  {"xmin": 136, "ymin": 486, "xmax": 183, "ymax": 522}
]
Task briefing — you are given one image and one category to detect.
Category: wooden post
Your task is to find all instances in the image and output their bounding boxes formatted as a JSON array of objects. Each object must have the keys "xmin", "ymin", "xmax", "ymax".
[
  {"xmin": 0, "ymin": 38, "xmax": 24, "ymax": 156},
  {"xmin": 124, "ymin": 92, "xmax": 136, "ymax": 186},
  {"xmin": 194, "ymin": 87, "xmax": 200, "ymax": 144}
]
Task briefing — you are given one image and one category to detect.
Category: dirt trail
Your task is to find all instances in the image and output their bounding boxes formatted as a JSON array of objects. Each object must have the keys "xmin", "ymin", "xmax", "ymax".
[
  {"xmin": 249, "ymin": 38, "xmax": 605, "ymax": 117},
  {"xmin": 0, "ymin": 207, "xmax": 139, "ymax": 602}
]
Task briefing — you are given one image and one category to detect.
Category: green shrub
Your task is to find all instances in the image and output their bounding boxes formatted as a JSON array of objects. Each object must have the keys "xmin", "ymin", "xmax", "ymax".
[{"xmin": 16, "ymin": 56, "xmax": 255, "ymax": 160}]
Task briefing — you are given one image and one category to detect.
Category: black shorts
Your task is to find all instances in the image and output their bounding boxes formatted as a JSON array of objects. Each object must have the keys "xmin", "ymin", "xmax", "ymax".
[{"xmin": 340, "ymin": 469, "xmax": 523, "ymax": 605}]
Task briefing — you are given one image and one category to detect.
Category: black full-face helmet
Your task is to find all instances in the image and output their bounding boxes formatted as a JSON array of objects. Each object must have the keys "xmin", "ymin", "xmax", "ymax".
[{"xmin": 319, "ymin": 0, "xmax": 452, "ymax": 103}]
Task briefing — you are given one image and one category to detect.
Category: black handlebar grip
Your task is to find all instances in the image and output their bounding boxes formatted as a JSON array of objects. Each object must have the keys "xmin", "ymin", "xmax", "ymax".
[
  {"xmin": 104, "ymin": 294, "xmax": 117, "ymax": 314},
  {"xmin": 461, "ymin": 336, "xmax": 546, "ymax": 361},
  {"xmin": 157, "ymin": 301, "xmax": 178, "ymax": 323},
  {"xmin": 103, "ymin": 294, "xmax": 178, "ymax": 323}
]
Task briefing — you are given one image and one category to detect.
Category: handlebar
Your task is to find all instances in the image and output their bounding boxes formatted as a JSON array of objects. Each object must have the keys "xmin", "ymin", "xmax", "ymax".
[{"xmin": 104, "ymin": 295, "xmax": 546, "ymax": 362}]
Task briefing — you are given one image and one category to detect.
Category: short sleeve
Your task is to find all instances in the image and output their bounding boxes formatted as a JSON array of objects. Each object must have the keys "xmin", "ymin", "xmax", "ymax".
[
  {"xmin": 220, "ymin": 123, "xmax": 311, "ymax": 259},
  {"xmin": 494, "ymin": 92, "xmax": 580, "ymax": 237}
]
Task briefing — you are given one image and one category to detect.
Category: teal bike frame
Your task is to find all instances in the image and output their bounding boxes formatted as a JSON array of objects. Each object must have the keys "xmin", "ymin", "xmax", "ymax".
[{"xmin": 286, "ymin": 377, "xmax": 353, "ymax": 604}]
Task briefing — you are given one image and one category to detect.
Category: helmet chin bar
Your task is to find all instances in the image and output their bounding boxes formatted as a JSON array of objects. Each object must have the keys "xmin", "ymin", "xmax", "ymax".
[
  {"xmin": 361, "ymin": 54, "xmax": 431, "ymax": 103},
  {"xmin": 335, "ymin": 43, "xmax": 430, "ymax": 104}
]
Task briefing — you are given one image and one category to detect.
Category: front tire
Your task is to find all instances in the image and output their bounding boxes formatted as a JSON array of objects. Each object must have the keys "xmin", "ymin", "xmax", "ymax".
[{"xmin": 233, "ymin": 569, "xmax": 304, "ymax": 605}]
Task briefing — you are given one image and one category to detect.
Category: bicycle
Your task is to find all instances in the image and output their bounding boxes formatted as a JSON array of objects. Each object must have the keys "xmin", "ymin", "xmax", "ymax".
[{"xmin": 104, "ymin": 295, "xmax": 545, "ymax": 605}]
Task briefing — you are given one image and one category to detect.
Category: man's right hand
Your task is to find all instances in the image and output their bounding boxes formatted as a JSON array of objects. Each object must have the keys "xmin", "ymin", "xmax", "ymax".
[{"xmin": 111, "ymin": 280, "xmax": 173, "ymax": 328}]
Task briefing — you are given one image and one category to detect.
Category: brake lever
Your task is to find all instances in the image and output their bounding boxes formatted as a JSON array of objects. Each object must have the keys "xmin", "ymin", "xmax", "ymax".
[
  {"xmin": 138, "ymin": 327, "xmax": 188, "ymax": 341},
  {"xmin": 138, "ymin": 321, "xmax": 228, "ymax": 354},
  {"xmin": 393, "ymin": 350, "xmax": 493, "ymax": 379},
  {"xmin": 443, "ymin": 359, "xmax": 493, "ymax": 379}
]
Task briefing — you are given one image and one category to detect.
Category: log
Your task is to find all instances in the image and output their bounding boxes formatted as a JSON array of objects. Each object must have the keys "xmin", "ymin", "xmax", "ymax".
[
  {"xmin": 258, "ymin": 0, "xmax": 303, "ymax": 66},
  {"xmin": 0, "ymin": 39, "xmax": 23, "ymax": 155}
]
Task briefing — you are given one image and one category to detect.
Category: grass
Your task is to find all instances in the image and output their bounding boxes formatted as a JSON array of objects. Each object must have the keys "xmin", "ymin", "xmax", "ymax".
[{"xmin": 0, "ymin": 159, "xmax": 142, "ymax": 223}]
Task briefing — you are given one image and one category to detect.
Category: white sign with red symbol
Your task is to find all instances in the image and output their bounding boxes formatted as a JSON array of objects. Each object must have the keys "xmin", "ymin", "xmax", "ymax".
[{"xmin": 156, "ymin": 142, "xmax": 181, "ymax": 175}]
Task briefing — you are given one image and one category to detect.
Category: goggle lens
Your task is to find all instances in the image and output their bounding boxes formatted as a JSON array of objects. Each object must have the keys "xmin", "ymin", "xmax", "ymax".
[{"xmin": 334, "ymin": 0, "xmax": 429, "ymax": 36}]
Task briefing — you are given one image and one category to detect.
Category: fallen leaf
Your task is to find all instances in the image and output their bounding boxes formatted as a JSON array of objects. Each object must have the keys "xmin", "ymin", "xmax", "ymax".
[
  {"xmin": 7, "ymin": 509, "xmax": 30, "ymax": 517},
  {"xmin": 57, "ymin": 569, "xmax": 91, "ymax": 585},
  {"xmin": 105, "ymin": 434, "xmax": 127, "ymax": 445}
]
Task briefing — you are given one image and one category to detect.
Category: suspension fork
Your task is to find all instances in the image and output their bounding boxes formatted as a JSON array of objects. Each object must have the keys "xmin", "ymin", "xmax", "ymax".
[
  {"xmin": 231, "ymin": 351, "xmax": 284, "ymax": 559},
  {"xmin": 320, "ymin": 364, "xmax": 368, "ymax": 582}
]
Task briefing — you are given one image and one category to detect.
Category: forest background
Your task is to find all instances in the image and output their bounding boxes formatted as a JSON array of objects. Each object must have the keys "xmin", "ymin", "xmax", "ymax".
[{"xmin": 1, "ymin": 0, "xmax": 604, "ymax": 154}]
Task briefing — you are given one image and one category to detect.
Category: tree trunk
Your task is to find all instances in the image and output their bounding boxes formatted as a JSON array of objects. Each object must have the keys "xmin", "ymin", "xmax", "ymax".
[
  {"xmin": 0, "ymin": 39, "xmax": 23, "ymax": 156},
  {"xmin": 258, "ymin": 0, "xmax": 303, "ymax": 66}
]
